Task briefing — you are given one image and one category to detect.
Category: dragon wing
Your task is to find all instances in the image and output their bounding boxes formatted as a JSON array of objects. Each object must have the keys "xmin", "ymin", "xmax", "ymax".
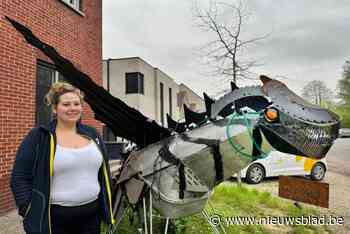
[{"xmin": 6, "ymin": 16, "xmax": 171, "ymax": 148}]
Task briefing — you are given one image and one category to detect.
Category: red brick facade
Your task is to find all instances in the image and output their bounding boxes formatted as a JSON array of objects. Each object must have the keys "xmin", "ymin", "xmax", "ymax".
[{"xmin": 0, "ymin": 0, "xmax": 102, "ymax": 215}]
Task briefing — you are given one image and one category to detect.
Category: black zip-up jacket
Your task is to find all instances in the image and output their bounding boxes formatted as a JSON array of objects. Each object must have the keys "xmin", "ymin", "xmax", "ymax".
[{"xmin": 10, "ymin": 120, "xmax": 115, "ymax": 234}]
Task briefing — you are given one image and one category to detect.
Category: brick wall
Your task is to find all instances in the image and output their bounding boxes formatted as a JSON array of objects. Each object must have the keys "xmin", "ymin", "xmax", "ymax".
[{"xmin": 0, "ymin": 0, "xmax": 102, "ymax": 215}]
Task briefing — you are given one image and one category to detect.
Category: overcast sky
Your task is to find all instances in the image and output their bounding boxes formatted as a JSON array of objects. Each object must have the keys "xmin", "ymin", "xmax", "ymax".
[{"xmin": 103, "ymin": 0, "xmax": 350, "ymax": 97}]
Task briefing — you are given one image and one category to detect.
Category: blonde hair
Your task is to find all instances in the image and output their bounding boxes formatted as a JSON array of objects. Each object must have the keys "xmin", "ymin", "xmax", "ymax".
[{"xmin": 44, "ymin": 82, "xmax": 84, "ymax": 107}]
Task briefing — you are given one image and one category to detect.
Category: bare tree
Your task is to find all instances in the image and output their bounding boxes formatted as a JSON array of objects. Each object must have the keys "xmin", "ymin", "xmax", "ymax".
[
  {"xmin": 193, "ymin": 0, "xmax": 269, "ymax": 83},
  {"xmin": 301, "ymin": 80, "xmax": 334, "ymax": 106}
]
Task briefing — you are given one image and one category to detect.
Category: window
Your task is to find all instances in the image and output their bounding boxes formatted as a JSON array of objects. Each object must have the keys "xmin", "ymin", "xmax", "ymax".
[
  {"xmin": 125, "ymin": 72, "xmax": 144, "ymax": 94},
  {"xmin": 103, "ymin": 126, "xmax": 117, "ymax": 142},
  {"xmin": 169, "ymin": 88, "xmax": 172, "ymax": 117},
  {"xmin": 36, "ymin": 62, "xmax": 65, "ymax": 126},
  {"xmin": 60, "ymin": 0, "xmax": 82, "ymax": 12},
  {"xmin": 160, "ymin": 82, "xmax": 164, "ymax": 126}
]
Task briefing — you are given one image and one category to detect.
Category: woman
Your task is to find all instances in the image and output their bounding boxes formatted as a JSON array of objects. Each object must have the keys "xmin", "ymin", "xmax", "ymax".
[{"xmin": 10, "ymin": 82, "xmax": 115, "ymax": 234}]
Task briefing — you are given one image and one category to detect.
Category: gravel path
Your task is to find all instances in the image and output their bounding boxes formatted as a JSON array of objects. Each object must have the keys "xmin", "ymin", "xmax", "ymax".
[{"xmin": 0, "ymin": 210, "xmax": 24, "ymax": 234}]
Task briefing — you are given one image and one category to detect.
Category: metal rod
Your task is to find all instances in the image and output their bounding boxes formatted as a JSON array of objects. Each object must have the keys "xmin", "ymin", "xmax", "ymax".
[
  {"xmin": 164, "ymin": 218, "xmax": 169, "ymax": 234},
  {"xmin": 143, "ymin": 197, "xmax": 148, "ymax": 234},
  {"xmin": 150, "ymin": 191, "xmax": 153, "ymax": 234}
]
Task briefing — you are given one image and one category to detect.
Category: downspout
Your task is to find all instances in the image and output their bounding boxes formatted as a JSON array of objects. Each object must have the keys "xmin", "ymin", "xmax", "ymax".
[
  {"xmin": 154, "ymin": 68, "xmax": 159, "ymax": 124},
  {"xmin": 105, "ymin": 59, "xmax": 111, "ymax": 142},
  {"xmin": 106, "ymin": 58, "xmax": 111, "ymax": 92}
]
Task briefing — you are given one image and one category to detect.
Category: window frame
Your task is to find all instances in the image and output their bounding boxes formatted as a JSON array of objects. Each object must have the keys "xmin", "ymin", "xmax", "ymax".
[
  {"xmin": 125, "ymin": 72, "xmax": 144, "ymax": 95},
  {"xmin": 35, "ymin": 61, "xmax": 65, "ymax": 126},
  {"xmin": 169, "ymin": 87, "xmax": 172, "ymax": 117},
  {"xmin": 59, "ymin": 0, "xmax": 84, "ymax": 16},
  {"xmin": 160, "ymin": 82, "xmax": 164, "ymax": 126},
  {"xmin": 103, "ymin": 125, "xmax": 118, "ymax": 143}
]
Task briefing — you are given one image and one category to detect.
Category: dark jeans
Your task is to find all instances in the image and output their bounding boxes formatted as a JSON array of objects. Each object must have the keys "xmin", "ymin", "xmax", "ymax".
[{"xmin": 50, "ymin": 199, "xmax": 100, "ymax": 234}]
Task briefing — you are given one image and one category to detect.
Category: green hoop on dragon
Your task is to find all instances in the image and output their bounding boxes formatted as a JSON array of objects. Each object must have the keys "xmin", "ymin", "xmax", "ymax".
[{"xmin": 226, "ymin": 110, "xmax": 272, "ymax": 160}]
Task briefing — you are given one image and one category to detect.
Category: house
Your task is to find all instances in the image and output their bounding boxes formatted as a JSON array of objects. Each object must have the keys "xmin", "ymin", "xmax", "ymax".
[
  {"xmin": 102, "ymin": 57, "xmax": 204, "ymax": 142},
  {"xmin": 0, "ymin": 0, "xmax": 102, "ymax": 215},
  {"xmin": 102, "ymin": 57, "xmax": 180, "ymax": 142}
]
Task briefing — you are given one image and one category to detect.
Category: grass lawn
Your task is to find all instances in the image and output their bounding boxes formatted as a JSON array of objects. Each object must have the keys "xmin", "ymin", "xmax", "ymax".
[{"xmin": 115, "ymin": 182, "xmax": 332, "ymax": 234}]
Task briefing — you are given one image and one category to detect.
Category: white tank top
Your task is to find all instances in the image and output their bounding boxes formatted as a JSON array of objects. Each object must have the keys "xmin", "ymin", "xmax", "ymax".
[{"xmin": 50, "ymin": 141, "xmax": 103, "ymax": 206}]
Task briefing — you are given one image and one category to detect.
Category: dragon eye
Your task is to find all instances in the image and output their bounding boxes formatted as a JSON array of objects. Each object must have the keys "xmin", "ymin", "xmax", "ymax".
[{"xmin": 264, "ymin": 108, "xmax": 278, "ymax": 122}]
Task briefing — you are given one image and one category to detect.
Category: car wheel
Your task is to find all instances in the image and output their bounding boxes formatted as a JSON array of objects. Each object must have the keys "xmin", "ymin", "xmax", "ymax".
[
  {"xmin": 310, "ymin": 163, "xmax": 326, "ymax": 181},
  {"xmin": 246, "ymin": 164, "xmax": 265, "ymax": 184}
]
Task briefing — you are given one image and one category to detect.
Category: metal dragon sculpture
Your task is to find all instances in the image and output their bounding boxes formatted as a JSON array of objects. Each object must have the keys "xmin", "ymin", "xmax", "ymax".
[{"xmin": 6, "ymin": 17, "xmax": 340, "ymax": 232}]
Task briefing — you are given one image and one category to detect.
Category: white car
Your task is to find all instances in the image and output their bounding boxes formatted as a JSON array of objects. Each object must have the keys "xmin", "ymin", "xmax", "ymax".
[
  {"xmin": 339, "ymin": 128, "xmax": 350, "ymax": 138},
  {"xmin": 236, "ymin": 151, "xmax": 327, "ymax": 184}
]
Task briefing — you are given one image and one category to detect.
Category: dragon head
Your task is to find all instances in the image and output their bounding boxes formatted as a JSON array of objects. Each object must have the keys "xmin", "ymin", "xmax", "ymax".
[
  {"xmin": 204, "ymin": 75, "xmax": 340, "ymax": 159},
  {"xmin": 257, "ymin": 75, "xmax": 340, "ymax": 159}
]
